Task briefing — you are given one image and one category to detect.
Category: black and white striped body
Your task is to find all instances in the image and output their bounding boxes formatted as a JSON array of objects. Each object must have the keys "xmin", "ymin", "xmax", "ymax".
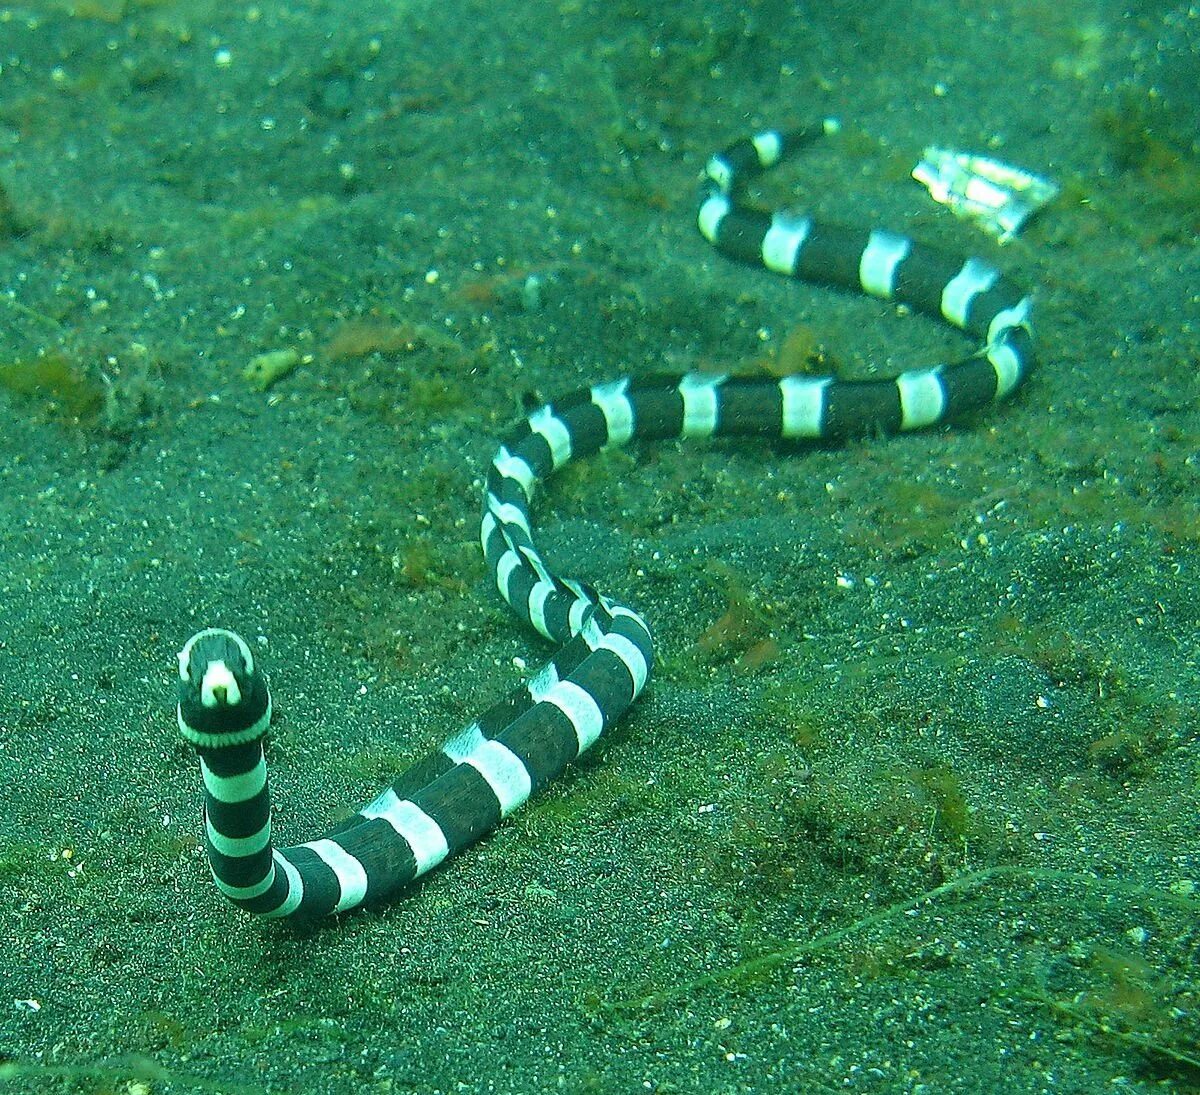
[
  {"xmin": 697, "ymin": 121, "xmax": 1034, "ymax": 428},
  {"xmin": 176, "ymin": 124, "xmax": 1035, "ymax": 920}
]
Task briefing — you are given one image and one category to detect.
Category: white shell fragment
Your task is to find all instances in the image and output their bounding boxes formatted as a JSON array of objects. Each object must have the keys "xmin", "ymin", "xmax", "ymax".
[{"xmin": 913, "ymin": 147, "xmax": 1059, "ymax": 243}]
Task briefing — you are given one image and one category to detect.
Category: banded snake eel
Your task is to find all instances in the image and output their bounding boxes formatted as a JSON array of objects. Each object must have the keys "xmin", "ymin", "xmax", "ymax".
[{"xmin": 176, "ymin": 122, "xmax": 1035, "ymax": 920}]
